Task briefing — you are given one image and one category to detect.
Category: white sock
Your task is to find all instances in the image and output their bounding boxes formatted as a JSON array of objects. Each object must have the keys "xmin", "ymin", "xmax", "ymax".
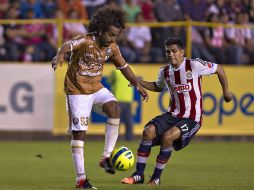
[
  {"xmin": 71, "ymin": 140, "xmax": 85, "ymax": 179},
  {"xmin": 103, "ymin": 118, "xmax": 120, "ymax": 158}
]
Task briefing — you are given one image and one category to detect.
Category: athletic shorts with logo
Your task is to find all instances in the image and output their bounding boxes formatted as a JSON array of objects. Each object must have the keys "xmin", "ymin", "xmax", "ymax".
[
  {"xmin": 66, "ymin": 87, "xmax": 117, "ymax": 131},
  {"xmin": 146, "ymin": 112, "xmax": 201, "ymax": 151}
]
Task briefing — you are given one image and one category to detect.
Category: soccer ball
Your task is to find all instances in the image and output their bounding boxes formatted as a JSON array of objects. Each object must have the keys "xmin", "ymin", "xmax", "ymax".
[{"xmin": 110, "ymin": 146, "xmax": 134, "ymax": 171}]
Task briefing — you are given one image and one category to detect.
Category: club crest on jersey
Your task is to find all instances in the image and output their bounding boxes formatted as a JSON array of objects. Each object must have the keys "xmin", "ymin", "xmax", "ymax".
[
  {"xmin": 106, "ymin": 48, "xmax": 112, "ymax": 56},
  {"xmin": 207, "ymin": 62, "xmax": 214, "ymax": 68},
  {"xmin": 186, "ymin": 70, "xmax": 193, "ymax": 79},
  {"xmin": 73, "ymin": 118, "xmax": 79, "ymax": 125},
  {"xmin": 171, "ymin": 83, "xmax": 192, "ymax": 94}
]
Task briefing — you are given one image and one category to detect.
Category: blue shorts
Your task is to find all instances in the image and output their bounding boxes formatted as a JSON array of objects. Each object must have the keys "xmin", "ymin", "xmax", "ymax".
[{"xmin": 146, "ymin": 112, "xmax": 201, "ymax": 151}]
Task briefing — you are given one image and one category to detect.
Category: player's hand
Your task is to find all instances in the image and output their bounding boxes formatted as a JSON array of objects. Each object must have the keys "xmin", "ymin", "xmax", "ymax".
[
  {"xmin": 128, "ymin": 83, "xmax": 149, "ymax": 101},
  {"xmin": 223, "ymin": 91, "xmax": 233, "ymax": 102},
  {"xmin": 137, "ymin": 83, "xmax": 149, "ymax": 102},
  {"xmin": 128, "ymin": 83, "xmax": 133, "ymax": 87},
  {"xmin": 52, "ymin": 54, "xmax": 64, "ymax": 71}
]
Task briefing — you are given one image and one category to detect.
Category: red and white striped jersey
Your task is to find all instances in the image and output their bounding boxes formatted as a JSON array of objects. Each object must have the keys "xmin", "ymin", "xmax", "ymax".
[{"xmin": 156, "ymin": 58, "xmax": 218, "ymax": 125}]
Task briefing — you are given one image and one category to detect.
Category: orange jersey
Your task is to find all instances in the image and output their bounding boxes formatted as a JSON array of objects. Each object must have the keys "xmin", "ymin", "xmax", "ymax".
[{"xmin": 64, "ymin": 34, "xmax": 126, "ymax": 94}]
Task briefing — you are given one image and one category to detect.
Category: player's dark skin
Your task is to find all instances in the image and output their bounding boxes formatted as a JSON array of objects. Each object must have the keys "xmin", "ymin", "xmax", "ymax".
[{"xmin": 137, "ymin": 44, "xmax": 233, "ymax": 149}]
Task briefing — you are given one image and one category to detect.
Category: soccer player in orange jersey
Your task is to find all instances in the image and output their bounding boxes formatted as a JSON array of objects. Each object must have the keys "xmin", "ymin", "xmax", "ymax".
[{"xmin": 52, "ymin": 6, "xmax": 148, "ymax": 189}]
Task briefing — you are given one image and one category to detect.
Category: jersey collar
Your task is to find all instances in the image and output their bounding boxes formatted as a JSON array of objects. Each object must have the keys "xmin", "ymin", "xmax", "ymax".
[{"xmin": 169, "ymin": 57, "xmax": 186, "ymax": 71}]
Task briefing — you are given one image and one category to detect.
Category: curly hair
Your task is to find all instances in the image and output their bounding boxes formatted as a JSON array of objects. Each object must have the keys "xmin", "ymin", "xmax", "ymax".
[{"xmin": 88, "ymin": 5, "xmax": 126, "ymax": 34}]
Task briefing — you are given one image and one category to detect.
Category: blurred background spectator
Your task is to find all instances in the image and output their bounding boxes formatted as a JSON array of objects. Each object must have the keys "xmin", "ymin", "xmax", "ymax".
[
  {"xmin": 204, "ymin": 13, "xmax": 227, "ymax": 63},
  {"xmin": 0, "ymin": 24, "xmax": 8, "ymax": 60},
  {"xmin": 41, "ymin": 0, "xmax": 58, "ymax": 19},
  {"xmin": 82, "ymin": 0, "xmax": 106, "ymax": 19},
  {"xmin": 183, "ymin": 0, "xmax": 208, "ymax": 21},
  {"xmin": 154, "ymin": 0, "xmax": 184, "ymax": 49},
  {"xmin": 127, "ymin": 12, "xmax": 164, "ymax": 63},
  {"xmin": 63, "ymin": 9, "xmax": 87, "ymax": 42},
  {"xmin": 122, "ymin": 0, "xmax": 141, "ymax": 23},
  {"xmin": 191, "ymin": 26, "xmax": 215, "ymax": 62},
  {"xmin": 140, "ymin": 0, "xmax": 156, "ymax": 22},
  {"xmin": 21, "ymin": 8, "xmax": 56, "ymax": 62},
  {"xmin": 116, "ymin": 30, "xmax": 137, "ymax": 63},
  {"xmin": 0, "ymin": 0, "xmax": 9, "ymax": 19},
  {"xmin": 59, "ymin": 0, "xmax": 88, "ymax": 20},
  {"xmin": 230, "ymin": 11, "xmax": 254, "ymax": 64},
  {"xmin": 20, "ymin": 0, "xmax": 45, "ymax": 19},
  {"xmin": 3, "ymin": 4, "xmax": 21, "ymax": 61}
]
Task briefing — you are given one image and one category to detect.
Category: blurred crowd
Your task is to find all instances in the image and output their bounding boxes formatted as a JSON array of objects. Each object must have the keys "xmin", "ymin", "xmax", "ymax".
[{"xmin": 1, "ymin": 0, "xmax": 254, "ymax": 65}]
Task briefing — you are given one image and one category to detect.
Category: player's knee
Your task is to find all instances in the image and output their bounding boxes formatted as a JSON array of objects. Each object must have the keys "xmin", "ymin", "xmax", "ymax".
[
  {"xmin": 103, "ymin": 102, "xmax": 121, "ymax": 118},
  {"xmin": 143, "ymin": 125, "xmax": 156, "ymax": 140},
  {"xmin": 110, "ymin": 104, "xmax": 121, "ymax": 116},
  {"xmin": 162, "ymin": 131, "xmax": 174, "ymax": 147}
]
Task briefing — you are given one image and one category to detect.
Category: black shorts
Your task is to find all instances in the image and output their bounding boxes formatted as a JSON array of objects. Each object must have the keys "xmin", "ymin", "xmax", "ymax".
[{"xmin": 146, "ymin": 112, "xmax": 200, "ymax": 151}]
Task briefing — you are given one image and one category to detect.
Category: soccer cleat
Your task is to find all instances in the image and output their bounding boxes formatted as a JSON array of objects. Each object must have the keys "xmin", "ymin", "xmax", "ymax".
[
  {"xmin": 76, "ymin": 178, "xmax": 97, "ymax": 189},
  {"xmin": 99, "ymin": 157, "xmax": 115, "ymax": 174},
  {"xmin": 121, "ymin": 173, "xmax": 144, "ymax": 184},
  {"xmin": 148, "ymin": 178, "xmax": 160, "ymax": 185}
]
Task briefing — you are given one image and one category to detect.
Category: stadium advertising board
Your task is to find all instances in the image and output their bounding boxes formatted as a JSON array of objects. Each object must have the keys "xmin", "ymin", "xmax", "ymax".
[
  {"xmin": 0, "ymin": 64, "xmax": 54, "ymax": 131},
  {"xmin": 54, "ymin": 64, "xmax": 254, "ymax": 135}
]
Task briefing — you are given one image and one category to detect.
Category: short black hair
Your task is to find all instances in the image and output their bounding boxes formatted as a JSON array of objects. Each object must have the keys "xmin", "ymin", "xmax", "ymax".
[
  {"xmin": 164, "ymin": 37, "xmax": 185, "ymax": 49},
  {"xmin": 88, "ymin": 5, "xmax": 126, "ymax": 34}
]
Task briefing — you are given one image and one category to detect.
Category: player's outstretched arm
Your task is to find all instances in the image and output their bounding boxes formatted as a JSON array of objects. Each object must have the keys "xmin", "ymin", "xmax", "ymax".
[
  {"xmin": 139, "ymin": 80, "xmax": 164, "ymax": 92},
  {"xmin": 120, "ymin": 65, "xmax": 149, "ymax": 102},
  {"xmin": 52, "ymin": 36, "xmax": 85, "ymax": 71},
  {"xmin": 52, "ymin": 42, "xmax": 70, "ymax": 71},
  {"xmin": 216, "ymin": 64, "xmax": 233, "ymax": 102}
]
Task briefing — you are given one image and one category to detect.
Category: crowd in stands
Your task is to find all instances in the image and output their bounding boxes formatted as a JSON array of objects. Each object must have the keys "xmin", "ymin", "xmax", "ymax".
[{"xmin": 0, "ymin": 0, "xmax": 254, "ymax": 65}]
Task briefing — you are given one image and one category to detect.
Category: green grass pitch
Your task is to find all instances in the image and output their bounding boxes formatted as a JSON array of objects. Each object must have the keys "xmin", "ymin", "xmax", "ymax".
[{"xmin": 0, "ymin": 140, "xmax": 253, "ymax": 190}]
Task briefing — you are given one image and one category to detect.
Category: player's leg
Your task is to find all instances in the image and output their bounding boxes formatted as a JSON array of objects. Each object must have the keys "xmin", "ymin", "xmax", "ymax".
[
  {"xmin": 148, "ymin": 126, "xmax": 180, "ymax": 185},
  {"xmin": 121, "ymin": 123, "xmax": 156, "ymax": 184},
  {"xmin": 149, "ymin": 118, "xmax": 200, "ymax": 185},
  {"xmin": 67, "ymin": 94, "xmax": 96, "ymax": 188},
  {"xmin": 136, "ymin": 123, "xmax": 157, "ymax": 173},
  {"xmin": 72, "ymin": 131, "xmax": 92, "ymax": 188},
  {"xmin": 93, "ymin": 88, "xmax": 120, "ymax": 174},
  {"xmin": 122, "ymin": 112, "xmax": 178, "ymax": 184}
]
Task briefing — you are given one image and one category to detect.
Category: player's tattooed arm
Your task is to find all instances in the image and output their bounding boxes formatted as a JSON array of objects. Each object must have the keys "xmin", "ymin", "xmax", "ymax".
[
  {"xmin": 216, "ymin": 64, "xmax": 233, "ymax": 102},
  {"xmin": 139, "ymin": 80, "xmax": 164, "ymax": 92}
]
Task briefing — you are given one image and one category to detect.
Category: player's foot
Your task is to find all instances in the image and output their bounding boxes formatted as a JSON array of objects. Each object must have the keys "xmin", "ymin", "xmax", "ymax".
[
  {"xmin": 148, "ymin": 178, "xmax": 160, "ymax": 185},
  {"xmin": 99, "ymin": 157, "xmax": 115, "ymax": 174},
  {"xmin": 121, "ymin": 173, "xmax": 144, "ymax": 184},
  {"xmin": 76, "ymin": 178, "xmax": 97, "ymax": 189}
]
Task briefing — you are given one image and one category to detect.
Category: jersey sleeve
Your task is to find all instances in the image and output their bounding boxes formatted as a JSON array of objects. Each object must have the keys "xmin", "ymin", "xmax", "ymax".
[
  {"xmin": 155, "ymin": 67, "xmax": 166, "ymax": 89},
  {"xmin": 193, "ymin": 58, "xmax": 218, "ymax": 76},
  {"xmin": 69, "ymin": 35, "xmax": 86, "ymax": 51},
  {"xmin": 108, "ymin": 43, "xmax": 127, "ymax": 69}
]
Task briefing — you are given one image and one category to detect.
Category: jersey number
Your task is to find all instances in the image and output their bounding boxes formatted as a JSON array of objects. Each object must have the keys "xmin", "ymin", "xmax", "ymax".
[
  {"xmin": 180, "ymin": 124, "xmax": 188, "ymax": 131},
  {"xmin": 81, "ymin": 117, "xmax": 88, "ymax": 126}
]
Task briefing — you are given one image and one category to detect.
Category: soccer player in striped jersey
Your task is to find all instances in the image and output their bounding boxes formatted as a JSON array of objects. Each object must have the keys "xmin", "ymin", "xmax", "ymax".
[
  {"xmin": 52, "ymin": 6, "xmax": 148, "ymax": 189},
  {"xmin": 122, "ymin": 37, "xmax": 233, "ymax": 185}
]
